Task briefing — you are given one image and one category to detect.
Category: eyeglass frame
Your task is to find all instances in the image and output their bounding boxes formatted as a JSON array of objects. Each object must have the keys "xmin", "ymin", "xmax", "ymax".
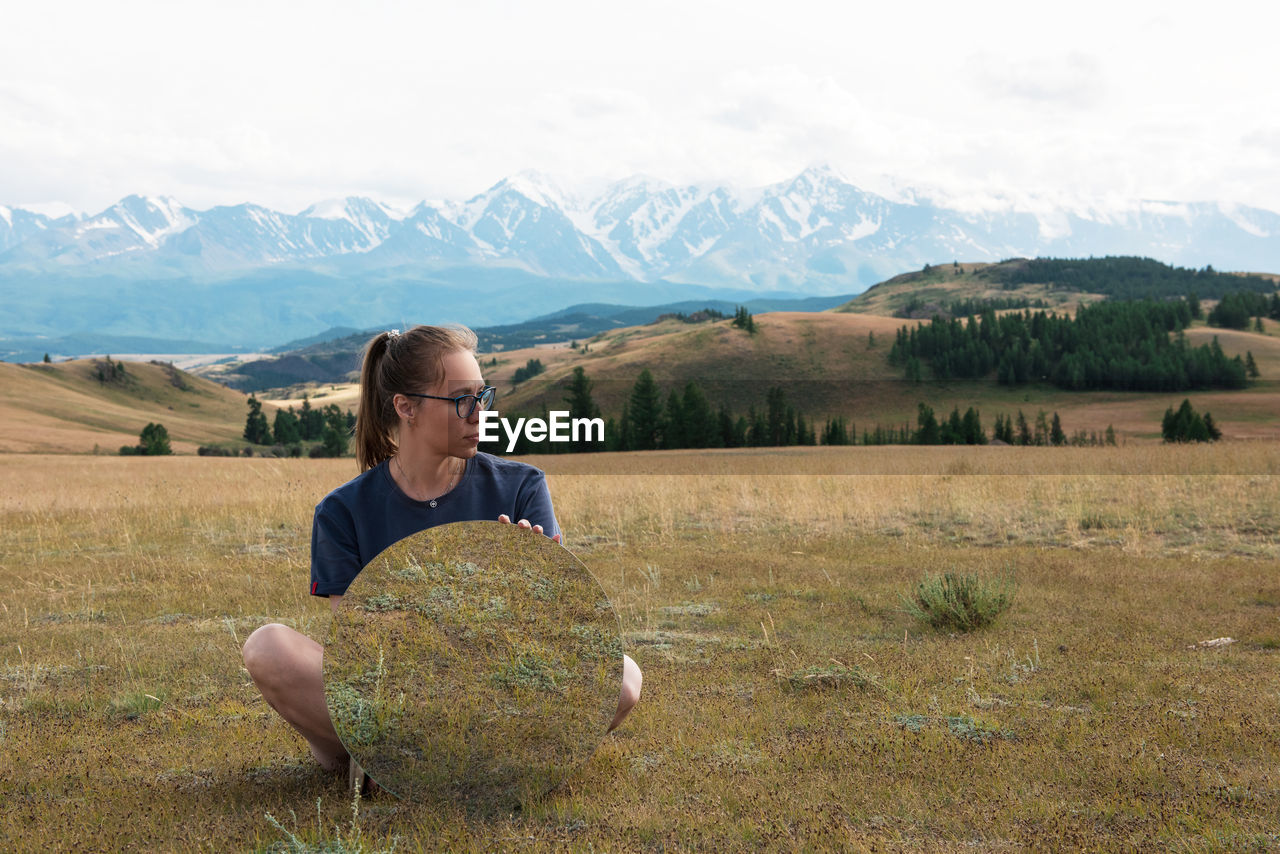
[{"xmin": 399, "ymin": 385, "xmax": 497, "ymax": 419}]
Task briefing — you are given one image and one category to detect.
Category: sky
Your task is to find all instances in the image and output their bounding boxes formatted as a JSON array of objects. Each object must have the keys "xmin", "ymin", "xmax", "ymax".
[{"xmin": 2, "ymin": 0, "xmax": 1277, "ymax": 217}]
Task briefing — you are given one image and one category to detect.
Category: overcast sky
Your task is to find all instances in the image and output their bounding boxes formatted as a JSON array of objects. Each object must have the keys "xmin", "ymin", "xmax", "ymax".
[{"xmin": 2, "ymin": 0, "xmax": 1276, "ymax": 216}]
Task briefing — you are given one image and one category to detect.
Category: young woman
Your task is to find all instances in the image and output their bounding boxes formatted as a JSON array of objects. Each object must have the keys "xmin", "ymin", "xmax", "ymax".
[{"xmin": 242, "ymin": 325, "xmax": 642, "ymax": 790}]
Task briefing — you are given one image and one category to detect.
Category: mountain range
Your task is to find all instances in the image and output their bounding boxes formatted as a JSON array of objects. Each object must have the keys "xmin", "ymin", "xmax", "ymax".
[{"xmin": 3, "ymin": 165, "xmax": 1279, "ymax": 349}]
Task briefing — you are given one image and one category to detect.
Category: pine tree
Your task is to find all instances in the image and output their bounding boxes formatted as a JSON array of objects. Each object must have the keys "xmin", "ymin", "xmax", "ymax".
[
  {"xmin": 1034, "ymin": 411, "xmax": 1050, "ymax": 446},
  {"xmin": 1016, "ymin": 410, "xmax": 1032, "ymax": 446},
  {"xmin": 1246, "ymin": 351, "xmax": 1260, "ymax": 378},
  {"xmin": 962, "ymin": 407, "xmax": 986, "ymax": 444},
  {"xmin": 681, "ymin": 381, "xmax": 717, "ymax": 448},
  {"xmin": 1050, "ymin": 412, "xmax": 1066, "ymax": 446},
  {"xmin": 243, "ymin": 396, "xmax": 271, "ymax": 444},
  {"xmin": 662, "ymin": 389, "xmax": 685, "ymax": 449},
  {"xmin": 628, "ymin": 370, "xmax": 662, "ymax": 450},
  {"xmin": 273, "ymin": 407, "xmax": 301, "ymax": 445},
  {"xmin": 562, "ymin": 366, "xmax": 602, "ymax": 452},
  {"xmin": 915, "ymin": 403, "xmax": 941, "ymax": 445},
  {"xmin": 139, "ymin": 422, "xmax": 172, "ymax": 455},
  {"xmin": 1105, "ymin": 424, "xmax": 1117, "ymax": 446},
  {"xmin": 1203, "ymin": 412, "xmax": 1222, "ymax": 441},
  {"xmin": 299, "ymin": 396, "xmax": 324, "ymax": 440},
  {"xmin": 42, "ymin": 353, "xmax": 50, "ymax": 363}
]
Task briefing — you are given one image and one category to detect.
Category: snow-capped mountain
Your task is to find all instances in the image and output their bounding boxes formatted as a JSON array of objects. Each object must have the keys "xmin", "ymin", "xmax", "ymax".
[{"xmin": 2, "ymin": 167, "xmax": 1278, "ymax": 288}]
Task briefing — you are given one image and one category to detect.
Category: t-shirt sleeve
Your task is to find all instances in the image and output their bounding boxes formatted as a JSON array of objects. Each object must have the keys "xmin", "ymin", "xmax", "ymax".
[
  {"xmin": 515, "ymin": 470, "xmax": 562, "ymax": 544},
  {"xmin": 310, "ymin": 497, "xmax": 361, "ymax": 597}
]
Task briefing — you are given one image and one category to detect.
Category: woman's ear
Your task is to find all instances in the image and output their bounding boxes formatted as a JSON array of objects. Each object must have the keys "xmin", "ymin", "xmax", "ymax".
[{"xmin": 391, "ymin": 393, "xmax": 414, "ymax": 423}]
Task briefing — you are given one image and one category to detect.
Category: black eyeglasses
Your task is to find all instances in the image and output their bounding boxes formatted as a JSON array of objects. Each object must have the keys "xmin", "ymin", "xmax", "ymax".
[{"xmin": 401, "ymin": 386, "xmax": 497, "ymax": 418}]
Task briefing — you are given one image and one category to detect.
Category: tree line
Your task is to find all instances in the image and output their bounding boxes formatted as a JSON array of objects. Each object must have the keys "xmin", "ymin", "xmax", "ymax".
[
  {"xmin": 984, "ymin": 256, "xmax": 1277, "ymax": 300},
  {"xmin": 888, "ymin": 299, "xmax": 1251, "ymax": 391},
  {"xmin": 239, "ymin": 395, "xmax": 354, "ymax": 457},
  {"xmin": 1207, "ymin": 291, "xmax": 1280, "ymax": 330},
  {"xmin": 499, "ymin": 368, "xmax": 1118, "ymax": 453}
]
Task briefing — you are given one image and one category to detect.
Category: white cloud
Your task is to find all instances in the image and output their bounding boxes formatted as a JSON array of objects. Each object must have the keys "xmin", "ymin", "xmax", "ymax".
[{"xmin": 0, "ymin": 0, "xmax": 1277, "ymax": 214}]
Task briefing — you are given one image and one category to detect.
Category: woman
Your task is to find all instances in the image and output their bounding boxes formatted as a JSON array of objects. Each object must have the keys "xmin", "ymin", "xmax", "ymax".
[{"xmin": 242, "ymin": 325, "xmax": 642, "ymax": 791}]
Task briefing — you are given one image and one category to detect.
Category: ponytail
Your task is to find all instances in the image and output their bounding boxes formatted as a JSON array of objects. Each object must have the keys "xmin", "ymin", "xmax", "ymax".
[
  {"xmin": 355, "ymin": 331, "xmax": 398, "ymax": 472},
  {"xmin": 354, "ymin": 325, "xmax": 479, "ymax": 472}
]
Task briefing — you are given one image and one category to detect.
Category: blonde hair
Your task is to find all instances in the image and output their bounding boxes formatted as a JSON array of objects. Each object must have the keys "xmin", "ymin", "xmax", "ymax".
[{"xmin": 355, "ymin": 324, "xmax": 478, "ymax": 471}]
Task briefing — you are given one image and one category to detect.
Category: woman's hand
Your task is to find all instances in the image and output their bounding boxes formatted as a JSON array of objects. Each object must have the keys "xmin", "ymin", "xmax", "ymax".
[{"xmin": 498, "ymin": 514, "xmax": 562, "ymax": 544}]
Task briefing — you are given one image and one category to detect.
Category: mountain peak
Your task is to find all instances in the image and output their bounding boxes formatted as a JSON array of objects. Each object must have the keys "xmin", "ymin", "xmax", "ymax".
[{"xmin": 488, "ymin": 169, "xmax": 574, "ymax": 211}]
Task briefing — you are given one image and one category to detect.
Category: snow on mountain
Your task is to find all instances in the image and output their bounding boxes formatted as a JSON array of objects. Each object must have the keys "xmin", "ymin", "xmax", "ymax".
[{"xmin": 2, "ymin": 172, "xmax": 1278, "ymax": 287}]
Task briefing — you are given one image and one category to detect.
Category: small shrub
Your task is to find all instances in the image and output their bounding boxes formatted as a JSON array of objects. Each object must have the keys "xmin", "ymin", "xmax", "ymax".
[
  {"xmin": 902, "ymin": 570, "xmax": 1014, "ymax": 632},
  {"xmin": 779, "ymin": 663, "xmax": 871, "ymax": 691},
  {"xmin": 946, "ymin": 714, "xmax": 1015, "ymax": 744}
]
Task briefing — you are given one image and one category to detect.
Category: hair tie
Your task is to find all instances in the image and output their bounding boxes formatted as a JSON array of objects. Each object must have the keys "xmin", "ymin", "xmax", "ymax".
[{"xmin": 387, "ymin": 328, "xmax": 401, "ymax": 343}]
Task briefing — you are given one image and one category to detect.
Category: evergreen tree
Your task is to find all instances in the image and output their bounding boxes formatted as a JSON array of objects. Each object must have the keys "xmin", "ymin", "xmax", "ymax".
[
  {"xmin": 562, "ymin": 366, "xmax": 602, "ymax": 452},
  {"xmin": 628, "ymin": 370, "xmax": 662, "ymax": 450},
  {"xmin": 940, "ymin": 406, "xmax": 963, "ymax": 444},
  {"xmin": 1050, "ymin": 412, "xmax": 1066, "ymax": 446},
  {"xmin": 962, "ymin": 407, "xmax": 986, "ymax": 445},
  {"xmin": 42, "ymin": 353, "xmax": 50, "ymax": 363},
  {"xmin": 244, "ymin": 396, "xmax": 271, "ymax": 444},
  {"xmin": 273, "ymin": 407, "xmax": 301, "ymax": 445},
  {"xmin": 1033, "ymin": 411, "xmax": 1050, "ymax": 446},
  {"xmin": 1187, "ymin": 292, "xmax": 1202, "ymax": 319},
  {"xmin": 718, "ymin": 405, "xmax": 738, "ymax": 448},
  {"xmin": 915, "ymin": 403, "xmax": 941, "ymax": 445},
  {"xmin": 662, "ymin": 389, "xmax": 685, "ymax": 449},
  {"xmin": 1163, "ymin": 398, "xmax": 1218, "ymax": 442},
  {"xmin": 1105, "ymin": 424, "xmax": 1117, "ymax": 446},
  {"xmin": 1016, "ymin": 410, "xmax": 1032, "ymax": 446},
  {"xmin": 139, "ymin": 422, "xmax": 172, "ymax": 455},
  {"xmin": 681, "ymin": 381, "xmax": 717, "ymax": 448},
  {"xmin": 299, "ymin": 396, "xmax": 324, "ymax": 440},
  {"xmin": 1254, "ymin": 316, "xmax": 1266, "ymax": 334},
  {"xmin": 1203, "ymin": 412, "xmax": 1222, "ymax": 441},
  {"xmin": 617, "ymin": 402, "xmax": 633, "ymax": 452},
  {"xmin": 1246, "ymin": 351, "xmax": 1260, "ymax": 378}
]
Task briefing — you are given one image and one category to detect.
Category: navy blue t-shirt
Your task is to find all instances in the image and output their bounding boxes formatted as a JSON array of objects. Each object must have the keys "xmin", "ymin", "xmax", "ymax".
[{"xmin": 309, "ymin": 452, "xmax": 561, "ymax": 597}]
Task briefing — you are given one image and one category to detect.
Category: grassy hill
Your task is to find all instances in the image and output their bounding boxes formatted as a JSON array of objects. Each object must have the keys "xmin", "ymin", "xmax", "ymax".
[
  {"xmin": 837, "ymin": 256, "xmax": 1280, "ymax": 318},
  {"xmin": 482, "ymin": 310, "xmax": 1280, "ymax": 444},
  {"xmin": 0, "ymin": 358, "xmax": 255, "ymax": 453},
  {"xmin": 836, "ymin": 260, "xmax": 1098, "ymax": 317}
]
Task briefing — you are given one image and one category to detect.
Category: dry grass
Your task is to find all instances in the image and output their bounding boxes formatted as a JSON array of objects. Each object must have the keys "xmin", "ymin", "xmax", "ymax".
[
  {"xmin": 3, "ymin": 448, "xmax": 1280, "ymax": 851},
  {"xmin": 0, "ymin": 359, "xmax": 254, "ymax": 454}
]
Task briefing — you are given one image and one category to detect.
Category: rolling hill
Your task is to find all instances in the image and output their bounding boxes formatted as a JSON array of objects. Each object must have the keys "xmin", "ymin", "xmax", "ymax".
[
  {"xmin": 0, "ymin": 359, "xmax": 256, "ymax": 453},
  {"xmin": 472, "ymin": 310, "xmax": 1280, "ymax": 444}
]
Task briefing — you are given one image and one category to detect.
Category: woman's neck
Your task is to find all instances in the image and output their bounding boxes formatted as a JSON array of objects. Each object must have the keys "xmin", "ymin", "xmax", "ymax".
[{"xmin": 391, "ymin": 447, "xmax": 464, "ymax": 501}]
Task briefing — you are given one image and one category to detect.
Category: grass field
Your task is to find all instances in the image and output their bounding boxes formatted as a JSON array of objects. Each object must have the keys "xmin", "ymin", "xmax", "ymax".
[{"xmin": 3, "ymin": 447, "xmax": 1280, "ymax": 851}]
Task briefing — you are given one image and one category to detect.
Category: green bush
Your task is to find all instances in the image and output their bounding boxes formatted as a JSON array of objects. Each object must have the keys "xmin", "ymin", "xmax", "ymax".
[{"xmin": 903, "ymin": 570, "xmax": 1014, "ymax": 632}]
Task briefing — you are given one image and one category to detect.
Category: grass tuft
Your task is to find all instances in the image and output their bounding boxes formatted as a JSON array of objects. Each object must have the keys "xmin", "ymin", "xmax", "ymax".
[
  {"xmin": 778, "ymin": 662, "xmax": 872, "ymax": 691},
  {"xmin": 945, "ymin": 715, "xmax": 1016, "ymax": 744},
  {"xmin": 902, "ymin": 569, "xmax": 1015, "ymax": 632}
]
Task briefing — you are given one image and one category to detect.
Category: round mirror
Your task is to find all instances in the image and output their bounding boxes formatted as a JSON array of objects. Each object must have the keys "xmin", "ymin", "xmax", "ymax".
[{"xmin": 322, "ymin": 520, "xmax": 622, "ymax": 813}]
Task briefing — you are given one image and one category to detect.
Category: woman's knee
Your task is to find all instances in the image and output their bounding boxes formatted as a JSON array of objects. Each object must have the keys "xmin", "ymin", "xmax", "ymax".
[
  {"xmin": 621, "ymin": 654, "xmax": 642, "ymax": 709},
  {"xmin": 242, "ymin": 623, "xmax": 299, "ymax": 675}
]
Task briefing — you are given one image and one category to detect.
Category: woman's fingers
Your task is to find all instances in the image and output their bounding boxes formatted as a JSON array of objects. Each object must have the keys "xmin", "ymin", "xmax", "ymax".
[{"xmin": 498, "ymin": 515, "xmax": 559, "ymax": 542}]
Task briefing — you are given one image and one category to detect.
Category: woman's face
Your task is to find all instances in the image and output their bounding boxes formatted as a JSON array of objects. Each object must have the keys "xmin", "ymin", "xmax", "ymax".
[{"xmin": 401, "ymin": 349, "xmax": 487, "ymax": 460}]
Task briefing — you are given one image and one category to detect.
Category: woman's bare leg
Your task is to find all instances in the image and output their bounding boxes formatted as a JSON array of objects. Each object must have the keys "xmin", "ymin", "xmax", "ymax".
[
  {"xmin": 608, "ymin": 654, "xmax": 642, "ymax": 732},
  {"xmin": 242, "ymin": 623, "xmax": 347, "ymax": 771}
]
